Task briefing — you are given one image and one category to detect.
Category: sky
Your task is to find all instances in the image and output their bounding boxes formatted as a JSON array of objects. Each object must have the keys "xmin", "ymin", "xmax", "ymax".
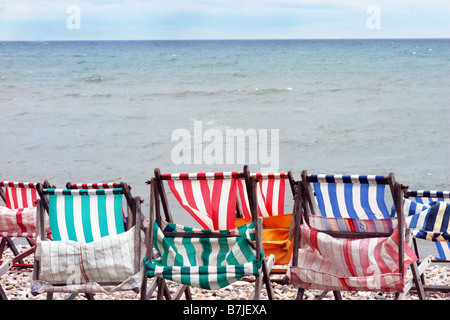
[{"xmin": 0, "ymin": 0, "xmax": 449, "ymax": 40}]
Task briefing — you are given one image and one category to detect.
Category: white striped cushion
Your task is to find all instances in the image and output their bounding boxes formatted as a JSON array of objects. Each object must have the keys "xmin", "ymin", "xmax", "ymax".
[{"xmin": 36, "ymin": 226, "xmax": 140, "ymax": 285}]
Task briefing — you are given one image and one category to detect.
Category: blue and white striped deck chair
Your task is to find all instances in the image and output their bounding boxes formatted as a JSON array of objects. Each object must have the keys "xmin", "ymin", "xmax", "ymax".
[
  {"xmin": 402, "ymin": 189, "xmax": 450, "ymax": 293},
  {"xmin": 291, "ymin": 171, "xmax": 426, "ymax": 300},
  {"xmin": 31, "ymin": 183, "xmax": 145, "ymax": 300},
  {"xmin": 301, "ymin": 171, "xmax": 398, "ymax": 236}
]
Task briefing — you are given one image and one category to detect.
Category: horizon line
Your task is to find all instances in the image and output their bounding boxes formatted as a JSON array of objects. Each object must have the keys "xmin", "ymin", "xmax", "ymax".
[{"xmin": 1, "ymin": 37, "xmax": 449, "ymax": 42}]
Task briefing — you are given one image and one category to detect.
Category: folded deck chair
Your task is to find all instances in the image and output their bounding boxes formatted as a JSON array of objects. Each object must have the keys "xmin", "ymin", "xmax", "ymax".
[
  {"xmin": 288, "ymin": 171, "xmax": 426, "ymax": 300},
  {"xmin": 235, "ymin": 172, "xmax": 296, "ymax": 272},
  {"xmin": 31, "ymin": 183, "xmax": 145, "ymax": 300},
  {"xmin": 141, "ymin": 167, "xmax": 274, "ymax": 300},
  {"xmin": 402, "ymin": 189, "xmax": 450, "ymax": 293}
]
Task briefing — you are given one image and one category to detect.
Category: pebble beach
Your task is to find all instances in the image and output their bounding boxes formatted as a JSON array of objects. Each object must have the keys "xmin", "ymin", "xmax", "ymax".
[{"xmin": 1, "ymin": 245, "xmax": 449, "ymax": 301}]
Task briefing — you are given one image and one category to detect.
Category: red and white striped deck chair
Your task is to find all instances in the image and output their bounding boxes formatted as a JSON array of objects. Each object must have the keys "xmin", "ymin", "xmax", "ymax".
[
  {"xmin": 288, "ymin": 171, "xmax": 427, "ymax": 300},
  {"xmin": 0, "ymin": 181, "xmax": 51, "ymax": 266},
  {"xmin": 159, "ymin": 170, "xmax": 241, "ymax": 230},
  {"xmin": 236, "ymin": 172, "xmax": 297, "ymax": 268},
  {"xmin": 0, "ymin": 180, "xmax": 51, "ymax": 300}
]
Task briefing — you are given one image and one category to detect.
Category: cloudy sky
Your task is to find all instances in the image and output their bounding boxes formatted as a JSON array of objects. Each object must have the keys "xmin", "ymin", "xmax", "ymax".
[{"xmin": 0, "ymin": 0, "xmax": 448, "ymax": 40}]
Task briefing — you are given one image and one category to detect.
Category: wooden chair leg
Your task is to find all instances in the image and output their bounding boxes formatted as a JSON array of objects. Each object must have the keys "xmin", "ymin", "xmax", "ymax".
[
  {"xmin": 0, "ymin": 285, "xmax": 8, "ymax": 300},
  {"xmin": 333, "ymin": 291, "xmax": 342, "ymax": 300},
  {"xmin": 296, "ymin": 288, "xmax": 305, "ymax": 300}
]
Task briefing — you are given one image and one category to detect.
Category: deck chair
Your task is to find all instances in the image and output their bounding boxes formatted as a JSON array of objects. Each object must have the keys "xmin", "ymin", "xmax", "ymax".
[
  {"xmin": 402, "ymin": 189, "xmax": 450, "ymax": 293},
  {"xmin": 141, "ymin": 166, "xmax": 274, "ymax": 300},
  {"xmin": 31, "ymin": 183, "xmax": 145, "ymax": 300},
  {"xmin": 0, "ymin": 180, "xmax": 52, "ymax": 300},
  {"xmin": 0, "ymin": 181, "xmax": 51, "ymax": 267},
  {"xmin": 235, "ymin": 172, "xmax": 296, "ymax": 274},
  {"xmin": 288, "ymin": 171, "xmax": 427, "ymax": 300}
]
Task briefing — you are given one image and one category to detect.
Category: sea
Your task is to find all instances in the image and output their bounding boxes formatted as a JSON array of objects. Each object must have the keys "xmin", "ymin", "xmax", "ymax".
[{"xmin": 1, "ymin": 39, "xmax": 449, "ymax": 257}]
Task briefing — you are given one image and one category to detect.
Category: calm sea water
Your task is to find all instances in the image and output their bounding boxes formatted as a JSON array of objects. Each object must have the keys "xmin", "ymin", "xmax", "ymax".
[{"xmin": 0, "ymin": 39, "xmax": 449, "ymax": 255}]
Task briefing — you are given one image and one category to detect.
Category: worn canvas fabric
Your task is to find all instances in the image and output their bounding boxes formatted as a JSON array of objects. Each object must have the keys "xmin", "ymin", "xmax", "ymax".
[
  {"xmin": 288, "ymin": 223, "xmax": 417, "ymax": 292},
  {"xmin": 144, "ymin": 220, "xmax": 263, "ymax": 290},
  {"xmin": 32, "ymin": 226, "xmax": 145, "ymax": 294}
]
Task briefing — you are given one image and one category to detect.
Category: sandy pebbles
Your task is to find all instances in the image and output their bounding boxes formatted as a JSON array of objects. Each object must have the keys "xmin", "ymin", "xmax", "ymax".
[{"xmin": 1, "ymin": 246, "xmax": 449, "ymax": 300}]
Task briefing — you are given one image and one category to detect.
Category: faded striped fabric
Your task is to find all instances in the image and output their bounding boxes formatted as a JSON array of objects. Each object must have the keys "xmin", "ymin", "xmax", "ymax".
[
  {"xmin": 163, "ymin": 172, "xmax": 240, "ymax": 230},
  {"xmin": 144, "ymin": 220, "xmax": 263, "ymax": 290},
  {"xmin": 237, "ymin": 173, "xmax": 287, "ymax": 218},
  {"xmin": 46, "ymin": 188, "xmax": 125, "ymax": 243},
  {"xmin": 0, "ymin": 181, "xmax": 39, "ymax": 210},
  {"xmin": 308, "ymin": 174, "xmax": 392, "ymax": 220},
  {"xmin": 0, "ymin": 181, "xmax": 40, "ymax": 237},
  {"xmin": 403, "ymin": 194, "xmax": 450, "ymax": 260},
  {"xmin": 308, "ymin": 214, "xmax": 396, "ymax": 234},
  {"xmin": 33, "ymin": 226, "xmax": 145, "ymax": 294},
  {"xmin": 0, "ymin": 207, "xmax": 39, "ymax": 237},
  {"xmin": 288, "ymin": 223, "xmax": 417, "ymax": 292}
]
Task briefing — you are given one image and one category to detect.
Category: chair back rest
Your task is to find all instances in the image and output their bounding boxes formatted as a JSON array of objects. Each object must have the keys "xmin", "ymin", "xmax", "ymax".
[
  {"xmin": 306, "ymin": 174, "xmax": 393, "ymax": 220},
  {"xmin": 0, "ymin": 181, "xmax": 39, "ymax": 209},
  {"xmin": 44, "ymin": 188, "xmax": 126, "ymax": 243},
  {"xmin": 404, "ymin": 189, "xmax": 450, "ymax": 261},
  {"xmin": 406, "ymin": 190, "xmax": 450, "ymax": 204},
  {"xmin": 66, "ymin": 182, "xmax": 123, "ymax": 189},
  {"xmin": 160, "ymin": 172, "xmax": 241, "ymax": 230},
  {"xmin": 237, "ymin": 173, "xmax": 288, "ymax": 218}
]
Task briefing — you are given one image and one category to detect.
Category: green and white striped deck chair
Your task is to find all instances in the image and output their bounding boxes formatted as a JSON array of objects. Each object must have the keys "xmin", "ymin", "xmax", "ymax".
[
  {"xmin": 141, "ymin": 168, "xmax": 273, "ymax": 300},
  {"xmin": 31, "ymin": 183, "xmax": 145, "ymax": 299}
]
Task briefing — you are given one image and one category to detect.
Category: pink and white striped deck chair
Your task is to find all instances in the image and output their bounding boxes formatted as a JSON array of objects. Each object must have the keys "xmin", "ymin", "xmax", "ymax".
[
  {"xmin": 288, "ymin": 171, "xmax": 427, "ymax": 300},
  {"xmin": 0, "ymin": 181, "xmax": 51, "ymax": 266}
]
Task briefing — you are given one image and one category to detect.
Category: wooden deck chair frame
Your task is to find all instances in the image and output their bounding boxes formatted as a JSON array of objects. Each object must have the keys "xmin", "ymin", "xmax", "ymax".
[
  {"xmin": 291, "ymin": 170, "xmax": 426, "ymax": 300},
  {"xmin": 403, "ymin": 188, "xmax": 450, "ymax": 293},
  {"xmin": 141, "ymin": 165, "xmax": 274, "ymax": 300},
  {"xmin": 32, "ymin": 182, "xmax": 143, "ymax": 300}
]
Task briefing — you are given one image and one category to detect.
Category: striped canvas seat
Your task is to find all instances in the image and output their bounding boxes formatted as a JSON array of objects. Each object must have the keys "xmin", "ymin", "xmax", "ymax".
[
  {"xmin": 144, "ymin": 220, "xmax": 263, "ymax": 290},
  {"xmin": 289, "ymin": 222, "xmax": 417, "ymax": 292},
  {"xmin": 162, "ymin": 172, "xmax": 240, "ymax": 230},
  {"xmin": 235, "ymin": 172, "xmax": 295, "ymax": 266},
  {"xmin": 32, "ymin": 186, "xmax": 144, "ymax": 297},
  {"xmin": 305, "ymin": 174, "xmax": 396, "ymax": 234},
  {"xmin": 237, "ymin": 173, "xmax": 289, "ymax": 218},
  {"xmin": 0, "ymin": 181, "xmax": 41, "ymax": 238},
  {"xmin": 404, "ymin": 190, "xmax": 450, "ymax": 261},
  {"xmin": 45, "ymin": 188, "xmax": 126, "ymax": 243},
  {"xmin": 289, "ymin": 171, "xmax": 426, "ymax": 300}
]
